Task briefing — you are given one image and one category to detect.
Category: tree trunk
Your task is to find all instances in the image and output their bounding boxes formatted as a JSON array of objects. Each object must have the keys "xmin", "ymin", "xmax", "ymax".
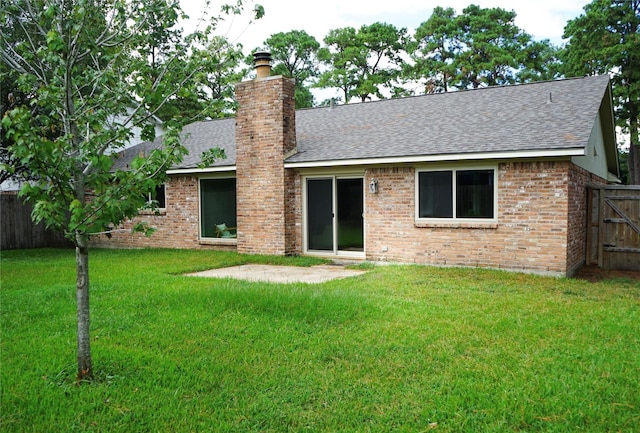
[
  {"xmin": 75, "ymin": 232, "xmax": 93, "ymax": 381},
  {"xmin": 628, "ymin": 110, "xmax": 640, "ymax": 185},
  {"xmin": 630, "ymin": 144, "xmax": 640, "ymax": 185}
]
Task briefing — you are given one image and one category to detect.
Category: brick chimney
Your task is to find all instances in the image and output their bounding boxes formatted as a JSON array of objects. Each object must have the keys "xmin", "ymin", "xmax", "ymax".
[{"xmin": 235, "ymin": 52, "xmax": 297, "ymax": 255}]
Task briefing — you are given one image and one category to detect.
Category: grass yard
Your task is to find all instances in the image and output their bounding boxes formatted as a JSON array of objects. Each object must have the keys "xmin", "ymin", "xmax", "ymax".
[{"xmin": 1, "ymin": 248, "xmax": 639, "ymax": 432}]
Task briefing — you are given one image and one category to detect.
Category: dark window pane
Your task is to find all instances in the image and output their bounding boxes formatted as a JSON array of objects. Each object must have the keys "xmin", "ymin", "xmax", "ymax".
[
  {"xmin": 456, "ymin": 170, "xmax": 494, "ymax": 218},
  {"xmin": 337, "ymin": 178, "xmax": 363, "ymax": 252},
  {"xmin": 419, "ymin": 171, "xmax": 453, "ymax": 218},
  {"xmin": 307, "ymin": 179, "xmax": 333, "ymax": 251},
  {"xmin": 143, "ymin": 184, "xmax": 165, "ymax": 208},
  {"xmin": 154, "ymin": 184, "xmax": 166, "ymax": 208},
  {"xmin": 200, "ymin": 178, "xmax": 237, "ymax": 238}
]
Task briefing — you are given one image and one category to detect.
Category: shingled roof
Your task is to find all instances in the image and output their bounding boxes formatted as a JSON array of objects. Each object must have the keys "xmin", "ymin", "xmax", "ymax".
[{"xmin": 113, "ymin": 75, "xmax": 614, "ymax": 172}]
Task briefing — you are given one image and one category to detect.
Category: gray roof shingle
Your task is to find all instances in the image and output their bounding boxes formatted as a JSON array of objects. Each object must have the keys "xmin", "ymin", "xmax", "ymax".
[
  {"xmin": 111, "ymin": 118, "xmax": 236, "ymax": 171},
  {"xmin": 113, "ymin": 75, "xmax": 611, "ymax": 171}
]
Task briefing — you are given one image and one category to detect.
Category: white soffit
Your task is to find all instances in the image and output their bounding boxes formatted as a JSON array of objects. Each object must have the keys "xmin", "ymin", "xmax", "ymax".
[
  {"xmin": 167, "ymin": 166, "xmax": 236, "ymax": 175},
  {"xmin": 284, "ymin": 148, "xmax": 586, "ymax": 169}
]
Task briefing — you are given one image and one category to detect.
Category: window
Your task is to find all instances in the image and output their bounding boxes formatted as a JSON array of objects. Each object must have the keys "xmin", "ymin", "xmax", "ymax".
[
  {"xmin": 418, "ymin": 171, "xmax": 453, "ymax": 218},
  {"xmin": 200, "ymin": 178, "xmax": 236, "ymax": 238},
  {"xmin": 144, "ymin": 184, "xmax": 166, "ymax": 209},
  {"xmin": 417, "ymin": 168, "xmax": 495, "ymax": 220}
]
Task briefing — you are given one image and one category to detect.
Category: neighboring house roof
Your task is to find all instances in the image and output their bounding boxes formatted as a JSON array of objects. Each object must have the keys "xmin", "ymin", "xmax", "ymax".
[{"xmin": 113, "ymin": 75, "xmax": 616, "ymax": 174}]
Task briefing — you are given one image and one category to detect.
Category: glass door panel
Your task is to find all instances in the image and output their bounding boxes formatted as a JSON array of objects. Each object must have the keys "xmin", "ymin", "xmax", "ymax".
[
  {"xmin": 337, "ymin": 178, "xmax": 364, "ymax": 252},
  {"xmin": 307, "ymin": 178, "xmax": 333, "ymax": 251}
]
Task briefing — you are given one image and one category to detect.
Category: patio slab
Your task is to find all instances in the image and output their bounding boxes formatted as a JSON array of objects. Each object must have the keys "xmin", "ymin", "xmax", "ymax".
[{"xmin": 185, "ymin": 264, "xmax": 367, "ymax": 284}]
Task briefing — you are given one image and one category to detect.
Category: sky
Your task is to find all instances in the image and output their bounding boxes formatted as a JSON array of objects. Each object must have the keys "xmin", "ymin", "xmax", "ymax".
[{"xmin": 181, "ymin": 0, "xmax": 590, "ymax": 51}]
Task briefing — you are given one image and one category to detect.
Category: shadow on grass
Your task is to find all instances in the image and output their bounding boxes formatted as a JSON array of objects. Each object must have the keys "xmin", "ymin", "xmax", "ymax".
[{"xmin": 574, "ymin": 264, "xmax": 640, "ymax": 283}]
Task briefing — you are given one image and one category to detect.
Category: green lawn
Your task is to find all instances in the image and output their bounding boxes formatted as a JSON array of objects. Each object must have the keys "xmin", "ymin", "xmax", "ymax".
[{"xmin": 1, "ymin": 248, "xmax": 639, "ymax": 432}]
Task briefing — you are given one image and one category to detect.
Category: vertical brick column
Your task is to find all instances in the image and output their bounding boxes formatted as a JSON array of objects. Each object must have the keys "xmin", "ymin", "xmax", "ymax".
[
  {"xmin": 566, "ymin": 164, "xmax": 606, "ymax": 276},
  {"xmin": 235, "ymin": 75, "xmax": 296, "ymax": 255}
]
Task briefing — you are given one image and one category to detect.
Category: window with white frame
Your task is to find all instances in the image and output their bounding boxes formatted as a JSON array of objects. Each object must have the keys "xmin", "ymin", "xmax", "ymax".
[
  {"xmin": 417, "ymin": 167, "xmax": 496, "ymax": 220},
  {"xmin": 200, "ymin": 178, "xmax": 236, "ymax": 238}
]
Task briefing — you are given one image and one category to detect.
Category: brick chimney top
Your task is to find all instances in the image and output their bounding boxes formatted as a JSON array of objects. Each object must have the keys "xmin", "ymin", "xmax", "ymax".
[{"xmin": 253, "ymin": 51, "xmax": 272, "ymax": 79}]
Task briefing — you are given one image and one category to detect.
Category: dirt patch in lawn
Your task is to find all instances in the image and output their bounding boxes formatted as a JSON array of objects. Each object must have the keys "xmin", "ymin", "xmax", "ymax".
[{"xmin": 575, "ymin": 265, "xmax": 640, "ymax": 283}]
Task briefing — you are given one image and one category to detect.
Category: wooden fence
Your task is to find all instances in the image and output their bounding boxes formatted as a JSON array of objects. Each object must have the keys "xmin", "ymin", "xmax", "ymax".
[
  {"xmin": 586, "ymin": 185, "xmax": 640, "ymax": 271},
  {"xmin": 1, "ymin": 192, "xmax": 72, "ymax": 250}
]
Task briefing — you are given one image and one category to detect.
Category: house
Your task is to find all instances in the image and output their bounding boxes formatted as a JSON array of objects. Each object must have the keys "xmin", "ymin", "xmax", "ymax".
[{"xmin": 96, "ymin": 53, "xmax": 620, "ymax": 276}]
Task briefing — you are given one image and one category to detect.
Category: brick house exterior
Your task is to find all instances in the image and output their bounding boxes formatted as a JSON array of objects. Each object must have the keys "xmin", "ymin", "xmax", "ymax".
[{"xmin": 97, "ymin": 59, "xmax": 619, "ymax": 277}]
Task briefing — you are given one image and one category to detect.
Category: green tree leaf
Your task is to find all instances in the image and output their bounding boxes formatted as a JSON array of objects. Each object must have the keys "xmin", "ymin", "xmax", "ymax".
[
  {"xmin": 409, "ymin": 5, "xmax": 560, "ymax": 93},
  {"xmin": 317, "ymin": 23, "xmax": 407, "ymax": 103},
  {"xmin": 262, "ymin": 30, "xmax": 320, "ymax": 108}
]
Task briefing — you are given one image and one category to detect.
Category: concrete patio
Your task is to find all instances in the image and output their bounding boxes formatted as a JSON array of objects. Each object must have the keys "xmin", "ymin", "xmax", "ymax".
[{"xmin": 185, "ymin": 263, "xmax": 367, "ymax": 284}]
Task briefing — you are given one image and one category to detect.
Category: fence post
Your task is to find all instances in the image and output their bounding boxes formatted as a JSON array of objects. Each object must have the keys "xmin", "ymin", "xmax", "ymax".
[
  {"xmin": 597, "ymin": 187, "xmax": 606, "ymax": 270},
  {"xmin": 586, "ymin": 187, "xmax": 593, "ymax": 266}
]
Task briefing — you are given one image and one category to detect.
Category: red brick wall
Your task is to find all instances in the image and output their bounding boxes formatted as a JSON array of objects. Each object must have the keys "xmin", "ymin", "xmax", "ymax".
[
  {"xmin": 566, "ymin": 164, "xmax": 607, "ymax": 276},
  {"xmin": 90, "ymin": 175, "xmax": 235, "ymax": 251},
  {"xmin": 235, "ymin": 76, "xmax": 297, "ymax": 255},
  {"xmin": 285, "ymin": 169, "xmax": 302, "ymax": 255},
  {"xmin": 365, "ymin": 161, "xmax": 578, "ymax": 275},
  {"xmin": 94, "ymin": 160, "xmax": 599, "ymax": 276}
]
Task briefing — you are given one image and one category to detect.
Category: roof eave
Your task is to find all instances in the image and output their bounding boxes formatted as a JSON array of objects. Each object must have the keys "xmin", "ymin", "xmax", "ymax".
[
  {"xmin": 167, "ymin": 165, "xmax": 236, "ymax": 175},
  {"xmin": 600, "ymin": 81, "xmax": 620, "ymax": 178},
  {"xmin": 283, "ymin": 148, "xmax": 586, "ymax": 169}
]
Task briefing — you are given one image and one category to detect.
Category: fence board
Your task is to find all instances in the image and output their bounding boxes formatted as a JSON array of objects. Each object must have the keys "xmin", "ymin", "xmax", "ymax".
[
  {"xmin": 1, "ymin": 192, "xmax": 72, "ymax": 250},
  {"xmin": 588, "ymin": 186, "xmax": 640, "ymax": 272}
]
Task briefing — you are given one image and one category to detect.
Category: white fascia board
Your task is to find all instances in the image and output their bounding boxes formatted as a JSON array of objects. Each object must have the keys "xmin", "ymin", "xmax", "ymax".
[
  {"xmin": 166, "ymin": 166, "xmax": 236, "ymax": 175},
  {"xmin": 283, "ymin": 148, "xmax": 586, "ymax": 169}
]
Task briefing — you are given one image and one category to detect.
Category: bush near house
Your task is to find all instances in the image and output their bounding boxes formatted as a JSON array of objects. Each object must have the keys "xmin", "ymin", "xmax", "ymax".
[{"xmin": 1, "ymin": 249, "xmax": 638, "ymax": 432}]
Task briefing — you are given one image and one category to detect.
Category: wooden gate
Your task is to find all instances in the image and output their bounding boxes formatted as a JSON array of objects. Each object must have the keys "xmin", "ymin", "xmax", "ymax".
[{"xmin": 587, "ymin": 185, "xmax": 640, "ymax": 271}]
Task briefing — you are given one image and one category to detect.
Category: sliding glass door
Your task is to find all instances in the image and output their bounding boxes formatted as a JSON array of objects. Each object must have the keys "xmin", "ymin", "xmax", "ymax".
[
  {"xmin": 305, "ymin": 176, "xmax": 364, "ymax": 255},
  {"xmin": 307, "ymin": 179, "xmax": 334, "ymax": 251}
]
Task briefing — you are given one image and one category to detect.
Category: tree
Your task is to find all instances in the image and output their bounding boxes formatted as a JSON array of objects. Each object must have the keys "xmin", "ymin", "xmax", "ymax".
[
  {"xmin": 196, "ymin": 36, "xmax": 248, "ymax": 118},
  {"xmin": 408, "ymin": 6, "xmax": 461, "ymax": 93},
  {"xmin": 263, "ymin": 30, "xmax": 320, "ymax": 108},
  {"xmin": 561, "ymin": 0, "xmax": 640, "ymax": 184},
  {"xmin": 515, "ymin": 39, "xmax": 563, "ymax": 83},
  {"xmin": 408, "ymin": 5, "xmax": 560, "ymax": 93},
  {"xmin": 0, "ymin": 0, "xmax": 260, "ymax": 381},
  {"xmin": 454, "ymin": 5, "xmax": 532, "ymax": 88},
  {"xmin": 318, "ymin": 23, "xmax": 407, "ymax": 103},
  {"xmin": 133, "ymin": 0, "xmax": 191, "ymax": 121},
  {"xmin": 0, "ymin": 4, "xmax": 59, "ymax": 185},
  {"xmin": 316, "ymin": 26, "xmax": 358, "ymax": 103},
  {"xmin": 136, "ymin": 0, "xmax": 185, "ymax": 70},
  {"xmin": 154, "ymin": 1, "xmax": 264, "ymax": 122},
  {"xmin": 159, "ymin": 35, "xmax": 248, "ymax": 121},
  {"xmin": 619, "ymin": 148, "xmax": 630, "ymax": 184},
  {"xmin": 0, "ymin": 71, "xmax": 43, "ymax": 185}
]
